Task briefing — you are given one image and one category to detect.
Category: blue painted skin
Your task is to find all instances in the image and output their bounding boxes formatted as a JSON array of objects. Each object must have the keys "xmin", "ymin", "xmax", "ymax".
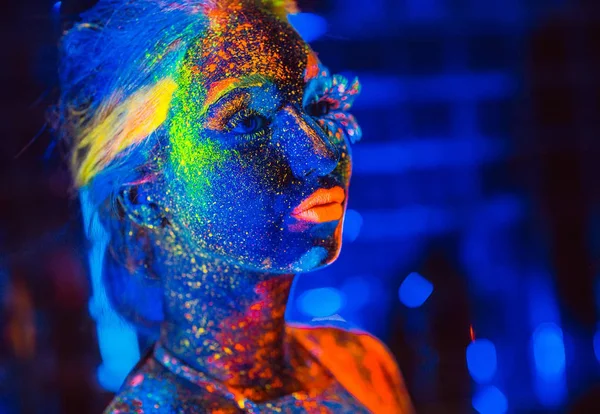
[
  {"xmin": 59, "ymin": 1, "xmax": 408, "ymax": 413},
  {"xmin": 103, "ymin": 8, "xmax": 363, "ymax": 410},
  {"xmin": 160, "ymin": 35, "xmax": 352, "ymax": 274}
]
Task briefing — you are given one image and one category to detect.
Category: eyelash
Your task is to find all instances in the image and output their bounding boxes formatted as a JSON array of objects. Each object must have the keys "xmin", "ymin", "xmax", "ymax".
[
  {"xmin": 224, "ymin": 109, "xmax": 269, "ymax": 138},
  {"xmin": 303, "ymin": 73, "xmax": 362, "ymax": 144},
  {"xmin": 305, "ymin": 98, "xmax": 336, "ymax": 117}
]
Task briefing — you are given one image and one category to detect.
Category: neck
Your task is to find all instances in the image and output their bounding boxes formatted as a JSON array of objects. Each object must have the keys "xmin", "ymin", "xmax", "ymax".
[{"xmin": 159, "ymin": 255, "xmax": 299, "ymax": 400}]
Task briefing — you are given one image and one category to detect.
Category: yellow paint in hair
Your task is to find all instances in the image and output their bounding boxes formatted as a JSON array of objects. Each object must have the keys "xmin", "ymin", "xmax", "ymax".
[{"xmin": 74, "ymin": 78, "xmax": 177, "ymax": 187}]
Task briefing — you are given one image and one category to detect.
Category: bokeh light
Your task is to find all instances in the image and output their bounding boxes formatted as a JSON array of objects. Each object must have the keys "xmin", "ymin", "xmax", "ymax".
[
  {"xmin": 472, "ymin": 385, "xmax": 508, "ymax": 414},
  {"xmin": 532, "ymin": 323, "xmax": 567, "ymax": 407},
  {"xmin": 467, "ymin": 339, "xmax": 498, "ymax": 384},
  {"xmin": 399, "ymin": 272, "xmax": 433, "ymax": 308},
  {"xmin": 297, "ymin": 287, "xmax": 345, "ymax": 318},
  {"xmin": 342, "ymin": 209, "xmax": 363, "ymax": 243}
]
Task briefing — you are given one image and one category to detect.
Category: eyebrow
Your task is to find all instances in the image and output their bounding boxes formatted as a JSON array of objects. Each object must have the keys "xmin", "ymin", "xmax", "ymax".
[
  {"xmin": 205, "ymin": 94, "xmax": 250, "ymax": 130},
  {"xmin": 200, "ymin": 74, "xmax": 269, "ymax": 116}
]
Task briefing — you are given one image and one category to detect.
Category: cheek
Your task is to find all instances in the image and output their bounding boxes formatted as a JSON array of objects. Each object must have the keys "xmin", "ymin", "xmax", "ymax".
[
  {"xmin": 165, "ymin": 146, "xmax": 300, "ymax": 265},
  {"xmin": 167, "ymin": 140, "xmax": 291, "ymax": 227}
]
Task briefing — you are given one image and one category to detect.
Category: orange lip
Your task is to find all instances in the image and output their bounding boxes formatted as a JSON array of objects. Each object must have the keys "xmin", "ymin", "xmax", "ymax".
[{"xmin": 291, "ymin": 186, "xmax": 346, "ymax": 223}]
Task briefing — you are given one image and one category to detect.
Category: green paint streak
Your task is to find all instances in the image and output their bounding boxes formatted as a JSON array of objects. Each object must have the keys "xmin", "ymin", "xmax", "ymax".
[{"xmin": 167, "ymin": 52, "xmax": 232, "ymax": 209}]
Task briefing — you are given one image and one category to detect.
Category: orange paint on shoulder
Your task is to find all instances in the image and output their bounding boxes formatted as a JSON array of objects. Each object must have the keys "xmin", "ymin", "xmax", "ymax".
[{"xmin": 288, "ymin": 323, "xmax": 415, "ymax": 414}]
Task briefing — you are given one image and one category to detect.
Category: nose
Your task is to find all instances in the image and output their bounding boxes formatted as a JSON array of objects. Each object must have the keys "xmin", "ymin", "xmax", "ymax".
[{"xmin": 273, "ymin": 105, "xmax": 340, "ymax": 179}]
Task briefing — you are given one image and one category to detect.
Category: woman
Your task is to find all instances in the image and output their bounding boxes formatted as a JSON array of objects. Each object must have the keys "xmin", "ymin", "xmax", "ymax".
[{"xmin": 57, "ymin": 0, "xmax": 413, "ymax": 412}]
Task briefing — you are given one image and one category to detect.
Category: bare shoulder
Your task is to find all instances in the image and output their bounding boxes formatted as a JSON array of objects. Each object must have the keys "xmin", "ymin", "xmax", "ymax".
[
  {"xmin": 102, "ymin": 356, "xmax": 209, "ymax": 414},
  {"xmin": 288, "ymin": 321, "xmax": 414, "ymax": 414},
  {"xmin": 103, "ymin": 359, "xmax": 180, "ymax": 413},
  {"xmin": 287, "ymin": 321, "xmax": 402, "ymax": 375}
]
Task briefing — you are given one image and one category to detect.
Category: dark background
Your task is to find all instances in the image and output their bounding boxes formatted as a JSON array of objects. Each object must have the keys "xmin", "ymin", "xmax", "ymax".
[{"xmin": 3, "ymin": 0, "xmax": 600, "ymax": 412}]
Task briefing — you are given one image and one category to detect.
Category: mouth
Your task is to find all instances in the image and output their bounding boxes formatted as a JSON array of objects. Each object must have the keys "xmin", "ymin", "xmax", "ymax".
[{"xmin": 291, "ymin": 186, "xmax": 346, "ymax": 223}]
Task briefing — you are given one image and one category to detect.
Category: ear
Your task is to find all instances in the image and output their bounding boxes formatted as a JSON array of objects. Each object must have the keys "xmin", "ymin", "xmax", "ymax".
[{"xmin": 117, "ymin": 184, "xmax": 169, "ymax": 229}]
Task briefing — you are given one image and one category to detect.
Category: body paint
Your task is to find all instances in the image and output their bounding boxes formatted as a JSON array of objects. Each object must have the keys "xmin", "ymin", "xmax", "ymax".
[{"xmin": 59, "ymin": 1, "xmax": 412, "ymax": 412}]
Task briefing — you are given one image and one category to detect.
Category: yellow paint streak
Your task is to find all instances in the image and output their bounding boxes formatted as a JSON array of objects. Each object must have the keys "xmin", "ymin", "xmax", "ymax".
[{"xmin": 75, "ymin": 78, "xmax": 177, "ymax": 187}]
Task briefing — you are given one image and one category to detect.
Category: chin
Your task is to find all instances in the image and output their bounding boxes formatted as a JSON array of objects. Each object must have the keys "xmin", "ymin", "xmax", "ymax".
[
  {"xmin": 288, "ymin": 231, "xmax": 344, "ymax": 273},
  {"xmin": 288, "ymin": 249, "xmax": 340, "ymax": 273},
  {"xmin": 201, "ymin": 219, "xmax": 345, "ymax": 274},
  {"xmin": 241, "ymin": 236, "xmax": 343, "ymax": 274}
]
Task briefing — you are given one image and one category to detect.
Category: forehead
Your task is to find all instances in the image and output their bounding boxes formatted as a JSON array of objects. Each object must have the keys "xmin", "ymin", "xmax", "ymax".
[{"xmin": 188, "ymin": 7, "xmax": 309, "ymax": 98}]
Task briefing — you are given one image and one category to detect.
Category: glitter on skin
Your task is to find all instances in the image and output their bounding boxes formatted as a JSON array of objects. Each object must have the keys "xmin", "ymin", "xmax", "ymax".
[
  {"xmin": 161, "ymin": 7, "xmax": 350, "ymax": 272},
  {"xmin": 58, "ymin": 0, "xmax": 414, "ymax": 412},
  {"xmin": 292, "ymin": 247, "xmax": 328, "ymax": 272}
]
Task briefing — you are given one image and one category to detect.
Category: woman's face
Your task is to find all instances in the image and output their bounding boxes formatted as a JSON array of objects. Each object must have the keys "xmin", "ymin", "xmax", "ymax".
[{"xmin": 161, "ymin": 7, "xmax": 358, "ymax": 273}]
